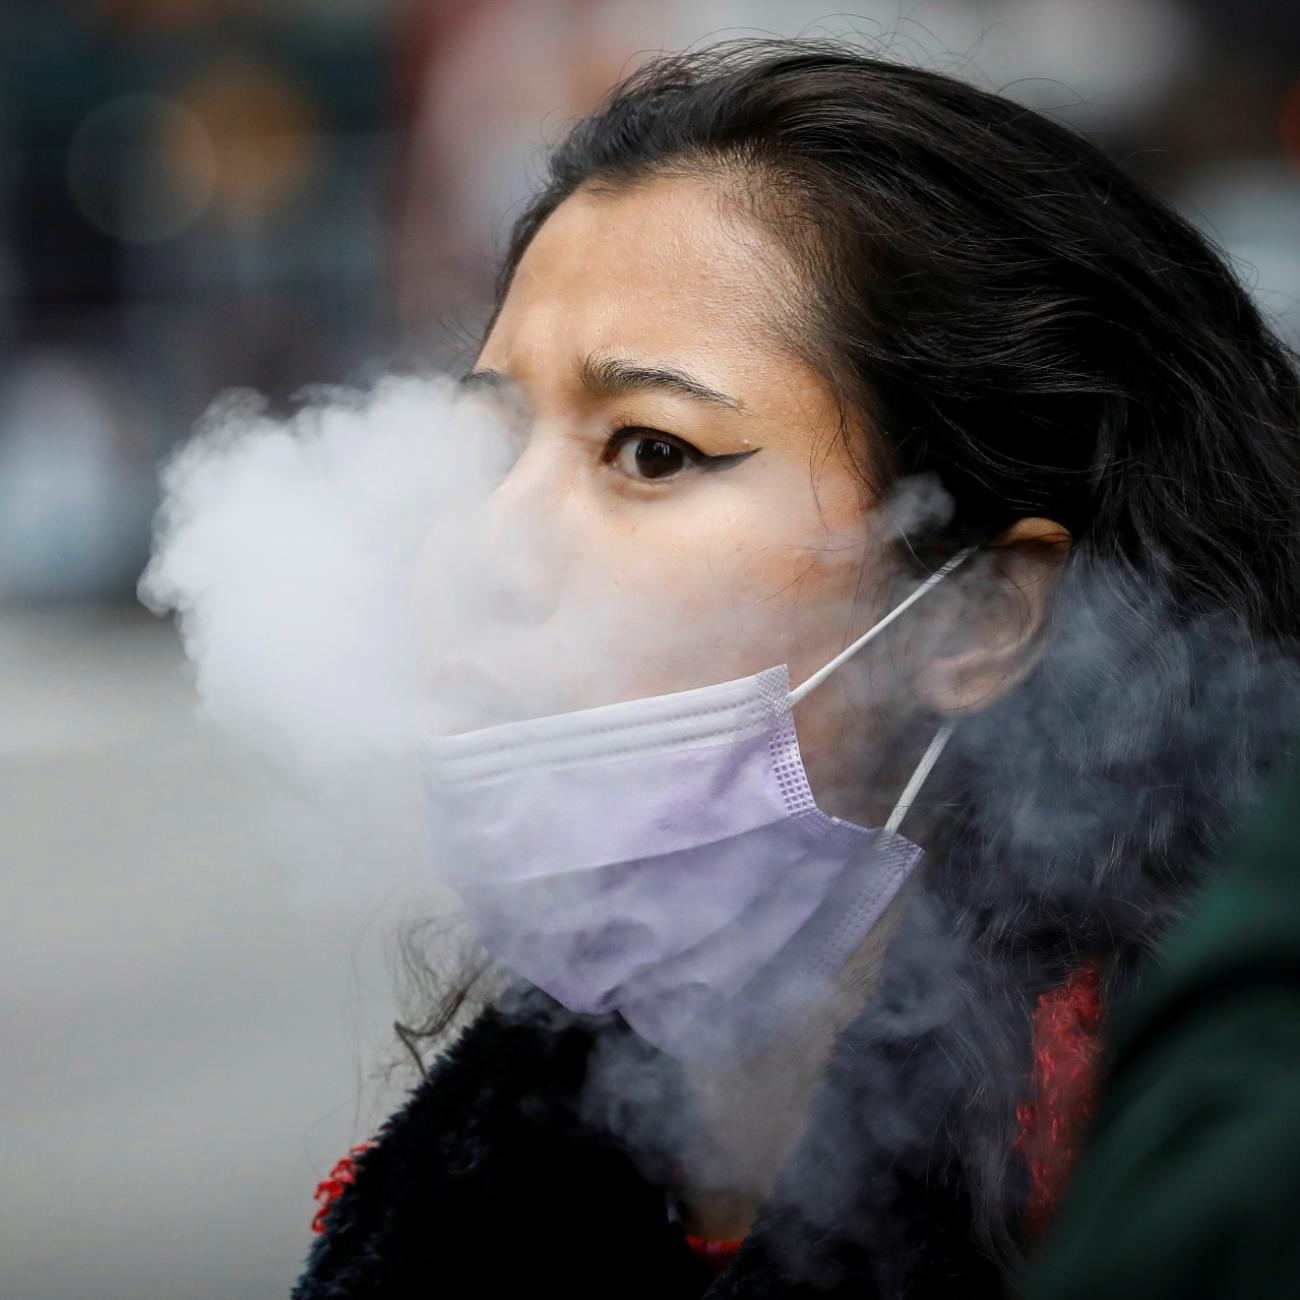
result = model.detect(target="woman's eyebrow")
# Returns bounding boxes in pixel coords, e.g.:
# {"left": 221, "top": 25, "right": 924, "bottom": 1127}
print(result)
{"left": 455, "top": 353, "right": 747, "bottom": 413}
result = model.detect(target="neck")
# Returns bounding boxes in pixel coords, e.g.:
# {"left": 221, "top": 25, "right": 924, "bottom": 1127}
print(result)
{"left": 673, "top": 878, "right": 914, "bottom": 1240}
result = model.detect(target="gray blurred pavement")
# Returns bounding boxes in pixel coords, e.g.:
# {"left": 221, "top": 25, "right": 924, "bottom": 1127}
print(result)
{"left": 1, "top": 605, "right": 429, "bottom": 1300}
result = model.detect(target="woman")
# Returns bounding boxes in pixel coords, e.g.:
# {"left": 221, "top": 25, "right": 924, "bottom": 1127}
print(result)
{"left": 291, "top": 36, "right": 1300, "bottom": 1300}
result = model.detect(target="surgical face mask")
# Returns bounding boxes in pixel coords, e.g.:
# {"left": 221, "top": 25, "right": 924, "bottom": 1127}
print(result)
{"left": 424, "top": 548, "right": 975, "bottom": 1066}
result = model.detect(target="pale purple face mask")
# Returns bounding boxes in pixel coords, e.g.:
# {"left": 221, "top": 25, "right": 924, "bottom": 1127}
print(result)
{"left": 424, "top": 548, "right": 974, "bottom": 1067}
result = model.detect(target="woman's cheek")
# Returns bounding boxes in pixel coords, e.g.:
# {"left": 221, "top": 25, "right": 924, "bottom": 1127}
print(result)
{"left": 609, "top": 530, "right": 831, "bottom": 686}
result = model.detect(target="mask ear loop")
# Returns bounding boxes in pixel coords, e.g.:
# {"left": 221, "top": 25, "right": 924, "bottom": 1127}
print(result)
{"left": 787, "top": 546, "right": 977, "bottom": 707}
{"left": 784, "top": 544, "right": 976, "bottom": 836}
{"left": 883, "top": 722, "right": 953, "bottom": 834}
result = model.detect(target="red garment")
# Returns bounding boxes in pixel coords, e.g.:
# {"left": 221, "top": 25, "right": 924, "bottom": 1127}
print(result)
{"left": 666, "top": 1167, "right": 744, "bottom": 1276}
{"left": 683, "top": 1231, "right": 743, "bottom": 1276}
{"left": 1012, "top": 960, "right": 1105, "bottom": 1237}
{"left": 311, "top": 1142, "right": 377, "bottom": 1234}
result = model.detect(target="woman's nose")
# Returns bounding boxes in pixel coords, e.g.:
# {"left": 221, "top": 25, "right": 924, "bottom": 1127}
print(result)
{"left": 464, "top": 450, "right": 575, "bottom": 626}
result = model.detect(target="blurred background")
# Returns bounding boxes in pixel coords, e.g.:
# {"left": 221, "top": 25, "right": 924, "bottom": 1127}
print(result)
{"left": 2, "top": 2, "right": 1297, "bottom": 1298}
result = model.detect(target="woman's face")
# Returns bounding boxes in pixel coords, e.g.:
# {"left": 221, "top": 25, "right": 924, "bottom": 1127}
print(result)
{"left": 420, "top": 174, "right": 906, "bottom": 821}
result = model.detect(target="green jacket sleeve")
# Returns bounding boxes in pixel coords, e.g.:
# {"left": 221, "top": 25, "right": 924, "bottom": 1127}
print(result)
{"left": 1022, "top": 751, "right": 1300, "bottom": 1300}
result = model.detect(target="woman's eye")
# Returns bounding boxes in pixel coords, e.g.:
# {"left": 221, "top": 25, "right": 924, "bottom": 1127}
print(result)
{"left": 606, "top": 429, "right": 700, "bottom": 482}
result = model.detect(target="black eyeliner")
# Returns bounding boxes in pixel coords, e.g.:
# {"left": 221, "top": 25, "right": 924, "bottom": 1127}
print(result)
{"left": 700, "top": 447, "right": 762, "bottom": 472}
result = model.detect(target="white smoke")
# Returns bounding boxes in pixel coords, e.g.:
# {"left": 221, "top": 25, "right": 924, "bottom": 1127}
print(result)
{"left": 136, "top": 374, "right": 525, "bottom": 914}
{"left": 141, "top": 376, "right": 500, "bottom": 766}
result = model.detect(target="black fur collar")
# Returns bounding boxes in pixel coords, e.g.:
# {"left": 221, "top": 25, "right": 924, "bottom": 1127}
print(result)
{"left": 290, "top": 976, "right": 1006, "bottom": 1299}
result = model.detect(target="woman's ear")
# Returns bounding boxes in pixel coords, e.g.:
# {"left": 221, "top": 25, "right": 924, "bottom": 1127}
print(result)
{"left": 915, "top": 517, "right": 1071, "bottom": 714}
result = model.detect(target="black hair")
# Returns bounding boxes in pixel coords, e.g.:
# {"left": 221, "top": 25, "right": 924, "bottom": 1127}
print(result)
{"left": 395, "top": 35, "right": 1300, "bottom": 1288}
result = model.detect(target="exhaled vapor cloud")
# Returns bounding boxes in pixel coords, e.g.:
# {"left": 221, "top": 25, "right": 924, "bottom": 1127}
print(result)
{"left": 137, "top": 374, "right": 534, "bottom": 915}
{"left": 137, "top": 368, "right": 1300, "bottom": 1292}
{"left": 140, "top": 375, "right": 501, "bottom": 770}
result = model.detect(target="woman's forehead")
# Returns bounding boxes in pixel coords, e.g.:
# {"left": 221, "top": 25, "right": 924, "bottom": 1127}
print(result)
{"left": 482, "top": 212, "right": 827, "bottom": 427}
{"left": 489, "top": 178, "right": 794, "bottom": 357}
